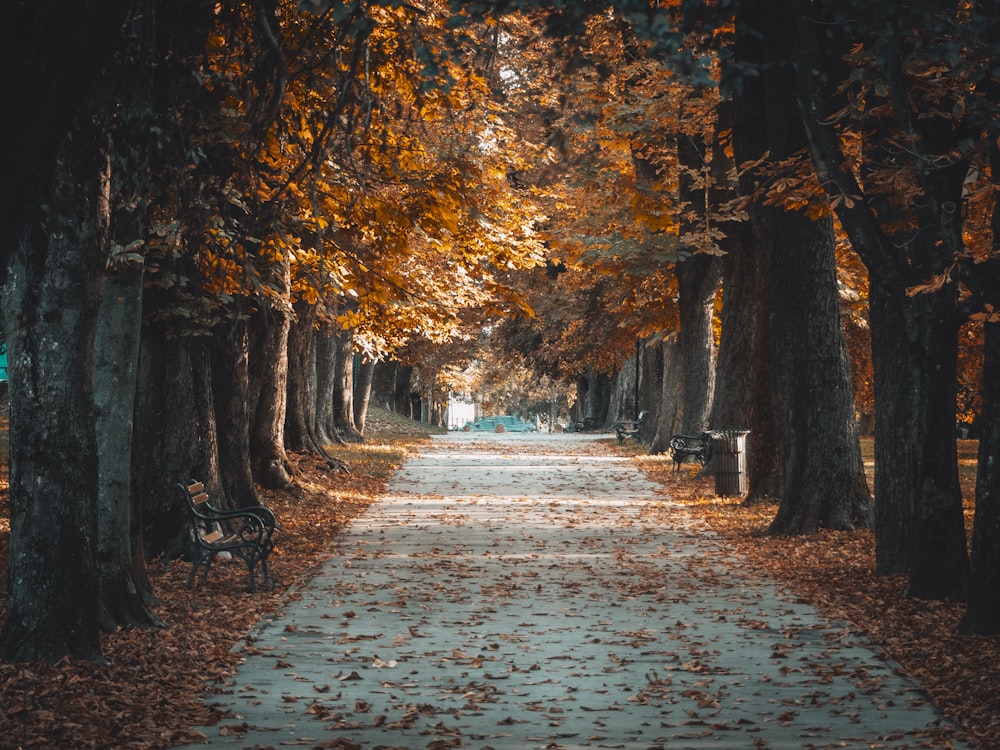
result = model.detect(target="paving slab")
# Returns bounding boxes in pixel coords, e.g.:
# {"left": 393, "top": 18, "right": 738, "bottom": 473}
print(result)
{"left": 181, "top": 432, "right": 966, "bottom": 750}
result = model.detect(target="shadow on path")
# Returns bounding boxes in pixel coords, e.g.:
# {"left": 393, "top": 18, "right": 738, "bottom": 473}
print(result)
{"left": 182, "top": 433, "right": 964, "bottom": 749}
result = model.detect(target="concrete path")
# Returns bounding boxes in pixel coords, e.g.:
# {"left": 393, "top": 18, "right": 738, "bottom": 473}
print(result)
{"left": 185, "top": 433, "right": 964, "bottom": 749}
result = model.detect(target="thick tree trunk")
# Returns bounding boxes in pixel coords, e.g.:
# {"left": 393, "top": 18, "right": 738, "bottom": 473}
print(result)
{"left": 639, "top": 338, "right": 663, "bottom": 445}
{"left": 211, "top": 319, "right": 258, "bottom": 507}
{"left": 314, "top": 325, "right": 341, "bottom": 446}
{"left": 708, "top": 98, "right": 751, "bottom": 438}
{"left": 732, "top": 0, "right": 783, "bottom": 505}
{"left": 867, "top": 286, "right": 916, "bottom": 574}
{"left": 675, "top": 124, "right": 721, "bottom": 438}
{"left": 765, "top": 210, "right": 873, "bottom": 533}
{"left": 134, "top": 334, "right": 220, "bottom": 559}
{"left": 248, "top": 293, "right": 294, "bottom": 489}
{"left": 676, "top": 256, "right": 720, "bottom": 435}
{"left": 709, "top": 230, "right": 753, "bottom": 434}
{"left": 94, "top": 5, "right": 162, "bottom": 627}
{"left": 790, "top": 0, "right": 968, "bottom": 594}
{"left": 354, "top": 357, "right": 376, "bottom": 435}
{"left": 875, "top": 287, "right": 968, "bottom": 597}
{"left": 0, "top": 1, "right": 131, "bottom": 259}
{"left": 0, "top": 158, "right": 104, "bottom": 663}
{"left": 962, "top": 318, "right": 1000, "bottom": 632}
{"left": 95, "top": 263, "right": 162, "bottom": 629}
{"left": 285, "top": 304, "right": 322, "bottom": 452}
{"left": 734, "top": 0, "right": 872, "bottom": 530}
{"left": 604, "top": 351, "right": 638, "bottom": 429}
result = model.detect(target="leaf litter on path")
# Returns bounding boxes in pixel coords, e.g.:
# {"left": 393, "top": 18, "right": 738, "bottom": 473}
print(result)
{"left": 189, "top": 434, "right": 968, "bottom": 749}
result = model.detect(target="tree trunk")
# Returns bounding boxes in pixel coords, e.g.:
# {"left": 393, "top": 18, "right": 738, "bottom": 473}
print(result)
{"left": 95, "top": 262, "right": 162, "bottom": 629}
{"left": 0, "top": 154, "right": 104, "bottom": 663}
{"left": 211, "top": 318, "right": 258, "bottom": 507}
{"left": 764, "top": 209, "right": 873, "bottom": 533}
{"left": 94, "top": 4, "right": 162, "bottom": 628}
{"left": 248, "top": 289, "right": 294, "bottom": 489}
{"left": 134, "top": 334, "right": 220, "bottom": 559}
{"left": 731, "top": 0, "right": 874, "bottom": 529}
{"left": 791, "top": 0, "right": 969, "bottom": 594}
{"left": 962, "top": 316, "right": 1000, "bottom": 632}
{"left": 332, "top": 325, "right": 363, "bottom": 441}
{"left": 0, "top": 1, "right": 131, "bottom": 260}
{"left": 314, "top": 325, "right": 340, "bottom": 446}
{"left": 605, "top": 353, "right": 638, "bottom": 429}
{"left": 354, "top": 357, "right": 376, "bottom": 434}
{"left": 884, "top": 287, "right": 968, "bottom": 598}
{"left": 649, "top": 334, "right": 682, "bottom": 453}
{"left": 708, "top": 98, "right": 752, "bottom": 437}
{"left": 285, "top": 303, "right": 322, "bottom": 452}
{"left": 732, "top": 0, "right": 783, "bottom": 505}
{"left": 674, "top": 120, "right": 721, "bottom": 438}
{"left": 640, "top": 338, "right": 663, "bottom": 445}
{"left": 709, "top": 230, "right": 753, "bottom": 434}
{"left": 394, "top": 364, "right": 414, "bottom": 417}
{"left": 676, "top": 256, "right": 720, "bottom": 435}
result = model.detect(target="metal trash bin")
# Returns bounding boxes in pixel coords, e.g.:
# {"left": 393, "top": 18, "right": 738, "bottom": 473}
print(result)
{"left": 712, "top": 429, "right": 750, "bottom": 496}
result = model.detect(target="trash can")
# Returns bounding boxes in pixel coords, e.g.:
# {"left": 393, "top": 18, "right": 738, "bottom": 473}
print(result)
{"left": 712, "top": 429, "right": 749, "bottom": 496}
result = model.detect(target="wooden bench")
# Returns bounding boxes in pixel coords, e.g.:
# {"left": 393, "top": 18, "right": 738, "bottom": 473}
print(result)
{"left": 668, "top": 432, "right": 714, "bottom": 471}
{"left": 615, "top": 411, "right": 648, "bottom": 445}
{"left": 178, "top": 480, "right": 277, "bottom": 593}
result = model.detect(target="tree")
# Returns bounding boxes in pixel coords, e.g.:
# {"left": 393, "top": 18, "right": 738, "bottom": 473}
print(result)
{"left": 789, "top": 0, "right": 1000, "bottom": 596}
{"left": 1, "top": 116, "right": 107, "bottom": 663}
{"left": 728, "top": 0, "right": 872, "bottom": 531}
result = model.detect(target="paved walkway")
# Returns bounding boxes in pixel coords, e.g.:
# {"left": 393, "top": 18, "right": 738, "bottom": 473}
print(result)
{"left": 184, "top": 433, "right": 964, "bottom": 749}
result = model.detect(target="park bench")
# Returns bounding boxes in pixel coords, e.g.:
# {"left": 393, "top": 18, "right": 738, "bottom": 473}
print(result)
{"left": 668, "top": 432, "right": 714, "bottom": 471}
{"left": 615, "top": 411, "right": 648, "bottom": 445}
{"left": 177, "top": 480, "right": 277, "bottom": 593}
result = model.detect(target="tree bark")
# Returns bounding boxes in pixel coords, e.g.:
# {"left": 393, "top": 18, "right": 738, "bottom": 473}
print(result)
{"left": 649, "top": 334, "right": 681, "bottom": 453}
{"left": 332, "top": 325, "right": 364, "bottom": 441}
{"left": 734, "top": 0, "right": 872, "bottom": 529}
{"left": 248, "top": 274, "right": 294, "bottom": 489}
{"left": 134, "top": 334, "right": 220, "bottom": 560}
{"left": 731, "top": 0, "right": 783, "bottom": 505}
{"left": 764, "top": 210, "right": 873, "bottom": 533}
{"left": 792, "top": 0, "right": 969, "bottom": 594}
{"left": 0, "top": 0, "right": 131, "bottom": 260}
{"left": 394, "top": 364, "right": 415, "bottom": 417}
{"left": 94, "top": 2, "right": 163, "bottom": 629}
{"left": 676, "top": 256, "right": 720, "bottom": 435}
{"left": 0, "top": 151, "right": 104, "bottom": 663}
{"left": 95, "top": 261, "right": 163, "bottom": 629}
{"left": 211, "top": 319, "right": 258, "bottom": 507}
{"left": 285, "top": 303, "right": 321, "bottom": 452}
{"left": 709, "top": 225, "right": 753, "bottom": 433}
{"left": 354, "top": 357, "right": 376, "bottom": 435}
{"left": 314, "top": 325, "right": 341, "bottom": 446}
{"left": 962, "top": 318, "right": 1000, "bottom": 632}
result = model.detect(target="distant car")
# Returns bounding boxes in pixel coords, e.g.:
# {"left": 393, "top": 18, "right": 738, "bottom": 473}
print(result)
{"left": 462, "top": 415, "right": 537, "bottom": 432}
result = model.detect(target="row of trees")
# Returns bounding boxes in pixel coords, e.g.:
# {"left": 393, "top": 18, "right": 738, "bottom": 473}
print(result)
{"left": 480, "top": 0, "right": 1000, "bottom": 632}
{"left": 0, "top": 0, "right": 547, "bottom": 662}
{"left": 3, "top": 0, "right": 1000, "bottom": 664}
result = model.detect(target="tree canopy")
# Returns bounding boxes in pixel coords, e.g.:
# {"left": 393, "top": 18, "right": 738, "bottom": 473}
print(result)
{"left": 3, "top": 0, "right": 1000, "bottom": 664}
